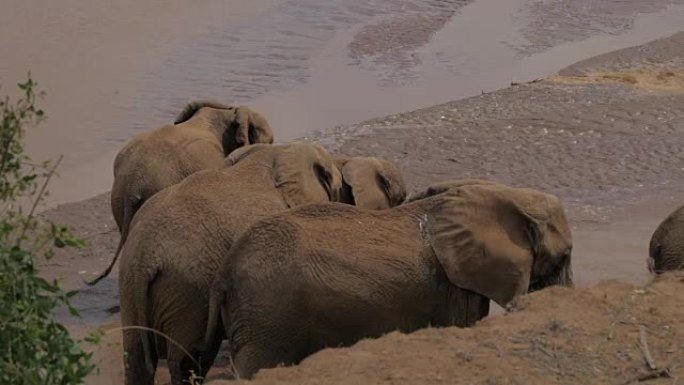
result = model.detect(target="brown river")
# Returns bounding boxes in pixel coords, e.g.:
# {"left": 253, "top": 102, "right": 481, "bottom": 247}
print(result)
{"left": 2, "top": 0, "right": 684, "bottom": 208}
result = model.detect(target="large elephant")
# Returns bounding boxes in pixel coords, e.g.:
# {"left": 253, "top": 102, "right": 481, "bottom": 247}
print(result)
{"left": 204, "top": 179, "right": 574, "bottom": 379}
{"left": 118, "top": 143, "right": 342, "bottom": 385}
{"left": 88, "top": 101, "right": 273, "bottom": 286}
{"left": 649, "top": 205, "right": 684, "bottom": 273}
{"left": 334, "top": 155, "right": 406, "bottom": 209}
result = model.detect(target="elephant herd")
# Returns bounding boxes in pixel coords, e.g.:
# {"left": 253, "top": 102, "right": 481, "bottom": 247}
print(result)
{"left": 87, "top": 101, "right": 684, "bottom": 385}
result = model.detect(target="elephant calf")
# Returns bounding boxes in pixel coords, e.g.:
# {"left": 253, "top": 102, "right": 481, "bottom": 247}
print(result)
{"left": 649, "top": 205, "right": 684, "bottom": 273}
{"left": 334, "top": 155, "right": 406, "bottom": 209}
{"left": 205, "top": 179, "right": 574, "bottom": 379}
{"left": 118, "top": 143, "right": 342, "bottom": 385}
{"left": 89, "top": 101, "right": 273, "bottom": 286}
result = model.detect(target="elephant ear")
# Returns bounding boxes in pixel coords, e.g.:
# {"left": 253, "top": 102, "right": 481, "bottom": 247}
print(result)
{"left": 273, "top": 144, "right": 342, "bottom": 208}
{"left": 333, "top": 154, "right": 352, "bottom": 171}
{"left": 174, "top": 100, "right": 234, "bottom": 124}
{"left": 428, "top": 185, "right": 537, "bottom": 308}
{"left": 339, "top": 157, "right": 407, "bottom": 209}
{"left": 229, "top": 106, "right": 274, "bottom": 152}
{"left": 407, "top": 179, "right": 502, "bottom": 203}
{"left": 223, "top": 144, "right": 272, "bottom": 167}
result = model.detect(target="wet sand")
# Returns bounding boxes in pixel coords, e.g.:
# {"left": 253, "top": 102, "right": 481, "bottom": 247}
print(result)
{"left": 2, "top": 0, "right": 684, "bottom": 207}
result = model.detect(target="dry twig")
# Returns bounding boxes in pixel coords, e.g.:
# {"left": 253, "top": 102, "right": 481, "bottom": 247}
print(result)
{"left": 617, "top": 368, "right": 671, "bottom": 385}
{"left": 639, "top": 325, "right": 657, "bottom": 370}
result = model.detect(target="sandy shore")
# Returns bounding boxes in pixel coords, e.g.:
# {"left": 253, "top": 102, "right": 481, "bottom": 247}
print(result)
{"left": 35, "top": 31, "right": 684, "bottom": 384}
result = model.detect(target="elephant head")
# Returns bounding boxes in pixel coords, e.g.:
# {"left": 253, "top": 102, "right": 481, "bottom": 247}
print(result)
{"left": 419, "top": 181, "right": 573, "bottom": 308}
{"left": 175, "top": 101, "right": 274, "bottom": 155}
{"left": 333, "top": 155, "right": 406, "bottom": 209}
{"left": 227, "top": 143, "right": 343, "bottom": 206}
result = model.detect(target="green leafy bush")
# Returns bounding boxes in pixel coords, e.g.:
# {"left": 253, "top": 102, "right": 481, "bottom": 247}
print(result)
{"left": 0, "top": 75, "right": 95, "bottom": 385}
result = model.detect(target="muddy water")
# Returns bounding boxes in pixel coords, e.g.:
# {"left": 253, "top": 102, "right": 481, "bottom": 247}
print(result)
{"left": 2, "top": 0, "right": 683, "bottom": 208}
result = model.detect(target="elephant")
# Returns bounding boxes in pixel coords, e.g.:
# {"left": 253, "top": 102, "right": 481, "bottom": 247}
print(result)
{"left": 648, "top": 205, "right": 684, "bottom": 273}
{"left": 117, "top": 143, "right": 342, "bottom": 385}
{"left": 333, "top": 155, "right": 406, "bottom": 209}
{"left": 204, "top": 179, "right": 574, "bottom": 379}
{"left": 88, "top": 101, "right": 273, "bottom": 286}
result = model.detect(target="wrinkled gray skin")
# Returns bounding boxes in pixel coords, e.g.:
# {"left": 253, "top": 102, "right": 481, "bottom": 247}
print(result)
{"left": 205, "top": 179, "right": 574, "bottom": 379}
{"left": 333, "top": 155, "right": 407, "bottom": 209}
{"left": 88, "top": 101, "right": 273, "bottom": 286}
{"left": 118, "top": 143, "right": 342, "bottom": 385}
{"left": 649, "top": 205, "right": 684, "bottom": 273}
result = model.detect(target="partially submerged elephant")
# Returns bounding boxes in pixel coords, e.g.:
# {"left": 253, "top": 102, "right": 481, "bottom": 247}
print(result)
{"left": 649, "top": 205, "right": 684, "bottom": 273}
{"left": 205, "top": 179, "right": 574, "bottom": 379}
{"left": 334, "top": 155, "right": 406, "bottom": 209}
{"left": 89, "top": 101, "right": 273, "bottom": 286}
{"left": 118, "top": 143, "right": 342, "bottom": 385}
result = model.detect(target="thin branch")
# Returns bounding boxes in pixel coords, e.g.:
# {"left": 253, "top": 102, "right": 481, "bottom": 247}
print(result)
{"left": 16, "top": 155, "right": 62, "bottom": 248}
{"left": 103, "top": 325, "right": 201, "bottom": 369}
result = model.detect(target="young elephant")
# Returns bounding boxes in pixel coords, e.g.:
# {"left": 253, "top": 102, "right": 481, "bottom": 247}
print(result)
{"left": 88, "top": 101, "right": 273, "bottom": 286}
{"left": 333, "top": 155, "right": 407, "bottom": 209}
{"left": 205, "top": 179, "right": 573, "bottom": 379}
{"left": 649, "top": 205, "right": 684, "bottom": 273}
{"left": 118, "top": 143, "right": 342, "bottom": 385}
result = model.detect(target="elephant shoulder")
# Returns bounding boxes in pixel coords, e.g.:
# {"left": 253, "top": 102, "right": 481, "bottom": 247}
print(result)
{"left": 225, "top": 213, "right": 306, "bottom": 276}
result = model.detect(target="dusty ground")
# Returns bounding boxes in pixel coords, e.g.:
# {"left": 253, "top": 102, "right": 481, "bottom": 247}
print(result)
{"left": 38, "top": 32, "right": 684, "bottom": 384}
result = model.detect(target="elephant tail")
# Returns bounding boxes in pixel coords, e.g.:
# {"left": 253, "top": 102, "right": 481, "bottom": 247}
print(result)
{"left": 204, "top": 286, "right": 225, "bottom": 356}
{"left": 86, "top": 195, "right": 140, "bottom": 286}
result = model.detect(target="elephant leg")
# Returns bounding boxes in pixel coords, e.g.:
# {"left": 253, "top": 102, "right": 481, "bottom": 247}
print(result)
{"left": 169, "top": 348, "right": 219, "bottom": 385}
{"left": 151, "top": 273, "right": 215, "bottom": 384}
{"left": 123, "top": 328, "right": 158, "bottom": 385}
{"left": 162, "top": 308, "right": 214, "bottom": 385}
{"left": 198, "top": 334, "right": 223, "bottom": 380}
{"left": 232, "top": 340, "right": 304, "bottom": 380}
{"left": 230, "top": 299, "right": 314, "bottom": 379}
{"left": 166, "top": 338, "right": 203, "bottom": 385}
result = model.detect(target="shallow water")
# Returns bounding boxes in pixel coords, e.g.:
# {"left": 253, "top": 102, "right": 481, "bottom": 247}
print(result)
{"left": 1, "top": 0, "right": 683, "bottom": 207}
